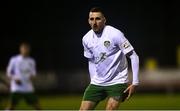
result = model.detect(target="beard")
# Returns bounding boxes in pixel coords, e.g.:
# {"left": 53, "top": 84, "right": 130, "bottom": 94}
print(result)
{"left": 92, "top": 25, "right": 104, "bottom": 34}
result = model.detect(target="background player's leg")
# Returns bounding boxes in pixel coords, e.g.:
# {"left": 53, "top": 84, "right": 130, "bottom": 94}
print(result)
{"left": 79, "top": 101, "right": 97, "bottom": 110}
{"left": 106, "top": 97, "right": 120, "bottom": 110}
{"left": 32, "top": 102, "right": 41, "bottom": 110}
{"left": 6, "top": 103, "right": 16, "bottom": 110}
{"left": 6, "top": 93, "right": 20, "bottom": 110}
{"left": 25, "top": 93, "right": 41, "bottom": 110}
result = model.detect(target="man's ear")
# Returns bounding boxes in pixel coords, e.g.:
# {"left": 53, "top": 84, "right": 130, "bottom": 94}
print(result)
{"left": 88, "top": 18, "right": 90, "bottom": 25}
{"left": 104, "top": 17, "right": 106, "bottom": 24}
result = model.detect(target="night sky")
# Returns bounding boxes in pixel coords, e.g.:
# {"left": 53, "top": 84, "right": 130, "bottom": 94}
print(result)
{"left": 1, "top": 0, "right": 179, "bottom": 70}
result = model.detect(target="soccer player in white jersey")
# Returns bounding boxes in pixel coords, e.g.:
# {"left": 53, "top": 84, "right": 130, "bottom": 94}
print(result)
{"left": 6, "top": 42, "right": 41, "bottom": 110}
{"left": 80, "top": 7, "right": 139, "bottom": 110}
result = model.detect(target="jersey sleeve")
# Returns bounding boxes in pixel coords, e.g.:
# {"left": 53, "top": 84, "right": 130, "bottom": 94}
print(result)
{"left": 82, "top": 39, "right": 93, "bottom": 59}
{"left": 6, "top": 58, "right": 15, "bottom": 77}
{"left": 114, "top": 31, "right": 134, "bottom": 55}
{"left": 31, "top": 59, "right": 36, "bottom": 76}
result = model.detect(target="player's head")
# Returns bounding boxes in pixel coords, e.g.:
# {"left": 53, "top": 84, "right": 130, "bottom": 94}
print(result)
{"left": 88, "top": 7, "right": 106, "bottom": 34}
{"left": 19, "top": 42, "right": 31, "bottom": 57}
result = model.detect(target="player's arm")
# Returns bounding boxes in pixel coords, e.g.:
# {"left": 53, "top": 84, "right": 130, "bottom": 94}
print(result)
{"left": 82, "top": 39, "right": 94, "bottom": 62}
{"left": 6, "top": 58, "right": 15, "bottom": 81}
{"left": 30, "top": 73, "right": 36, "bottom": 82}
{"left": 116, "top": 32, "right": 139, "bottom": 85}
{"left": 115, "top": 31, "right": 139, "bottom": 99}
{"left": 121, "top": 42, "right": 139, "bottom": 100}
{"left": 120, "top": 41, "right": 139, "bottom": 84}
{"left": 30, "top": 59, "right": 37, "bottom": 82}
{"left": 126, "top": 50, "right": 139, "bottom": 86}
{"left": 124, "top": 50, "right": 139, "bottom": 99}
{"left": 6, "top": 58, "right": 22, "bottom": 86}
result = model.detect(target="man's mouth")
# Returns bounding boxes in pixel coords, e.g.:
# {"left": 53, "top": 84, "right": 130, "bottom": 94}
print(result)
{"left": 93, "top": 25, "right": 98, "bottom": 29}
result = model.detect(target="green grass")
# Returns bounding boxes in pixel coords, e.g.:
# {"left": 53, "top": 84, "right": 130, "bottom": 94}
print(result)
{"left": 1, "top": 93, "right": 180, "bottom": 110}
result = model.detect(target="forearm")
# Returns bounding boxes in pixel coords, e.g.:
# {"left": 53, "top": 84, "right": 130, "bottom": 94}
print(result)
{"left": 6, "top": 73, "right": 12, "bottom": 81}
{"left": 129, "top": 51, "right": 139, "bottom": 85}
{"left": 30, "top": 75, "right": 36, "bottom": 82}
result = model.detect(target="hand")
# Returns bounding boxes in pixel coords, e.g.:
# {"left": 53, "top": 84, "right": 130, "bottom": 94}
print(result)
{"left": 30, "top": 75, "right": 35, "bottom": 82}
{"left": 123, "top": 84, "right": 137, "bottom": 100}
{"left": 15, "top": 79, "right": 22, "bottom": 86}
{"left": 5, "top": 81, "right": 10, "bottom": 89}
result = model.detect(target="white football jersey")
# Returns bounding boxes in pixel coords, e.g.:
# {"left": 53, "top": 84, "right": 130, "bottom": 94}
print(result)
{"left": 7, "top": 55, "right": 36, "bottom": 92}
{"left": 82, "top": 25, "right": 134, "bottom": 86}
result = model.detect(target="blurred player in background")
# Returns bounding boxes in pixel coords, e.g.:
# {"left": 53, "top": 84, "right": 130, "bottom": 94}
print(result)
{"left": 80, "top": 7, "right": 139, "bottom": 110}
{"left": 0, "top": 77, "right": 9, "bottom": 104}
{"left": 6, "top": 42, "right": 41, "bottom": 110}
{"left": 0, "top": 77, "right": 9, "bottom": 87}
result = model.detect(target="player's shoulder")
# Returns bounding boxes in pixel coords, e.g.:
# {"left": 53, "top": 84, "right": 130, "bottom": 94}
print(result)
{"left": 105, "top": 25, "right": 126, "bottom": 42}
{"left": 82, "top": 29, "right": 93, "bottom": 42}
{"left": 9, "top": 54, "right": 20, "bottom": 61}
{"left": 105, "top": 25, "right": 124, "bottom": 36}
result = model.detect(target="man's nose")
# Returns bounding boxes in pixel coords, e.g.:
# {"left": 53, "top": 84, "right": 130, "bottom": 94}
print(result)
{"left": 92, "top": 20, "right": 97, "bottom": 25}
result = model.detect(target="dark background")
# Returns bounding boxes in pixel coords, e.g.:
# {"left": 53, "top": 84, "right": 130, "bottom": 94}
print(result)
{"left": 1, "top": 0, "right": 179, "bottom": 71}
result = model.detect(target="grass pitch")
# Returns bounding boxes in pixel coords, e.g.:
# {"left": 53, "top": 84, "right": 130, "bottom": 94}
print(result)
{"left": 1, "top": 93, "right": 180, "bottom": 110}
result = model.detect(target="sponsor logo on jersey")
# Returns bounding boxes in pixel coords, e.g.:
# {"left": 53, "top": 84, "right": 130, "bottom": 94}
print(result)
{"left": 123, "top": 42, "right": 130, "bottom": 49}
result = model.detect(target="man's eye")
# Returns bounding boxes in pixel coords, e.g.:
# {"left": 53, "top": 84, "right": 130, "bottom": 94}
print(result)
{"left": 96, "top": 17, "right": 101, "bottom": 20}
{"left": 90, "top": 18, "right": 94, "bottom": 21}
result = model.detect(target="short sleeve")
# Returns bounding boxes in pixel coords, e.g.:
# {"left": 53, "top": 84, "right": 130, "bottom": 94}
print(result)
{"left": 114, "top": 31, "right": 134, "bottom": 55}
{"left": 82, "top": 40, "right": 93, "bottom": 59}
{"left": 6, "top": 58, "right": 15, "bottom": 77}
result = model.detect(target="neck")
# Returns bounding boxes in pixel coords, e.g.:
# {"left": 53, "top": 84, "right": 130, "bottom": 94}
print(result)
{"left": 96, "top": 25, "right": 105, "bottom": 34}
{"left": 94, "top": 26, "right": 105, "bottom": 37}
{"left": 95, "top": 32, "right": 102, "bottom": 38}
{"left": 95, "top": 30, "right": 102, "bottom": 34}
{"left": 21, "top": 54, "right": 29, "bottom": 58}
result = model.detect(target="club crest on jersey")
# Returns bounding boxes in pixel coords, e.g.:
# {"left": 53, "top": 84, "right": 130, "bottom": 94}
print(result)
{"left": 104, "top": 41, "right": 110, "bottom": 48}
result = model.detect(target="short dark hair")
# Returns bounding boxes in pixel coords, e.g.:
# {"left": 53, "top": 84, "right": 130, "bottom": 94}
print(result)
{"left": 90, "top": 7, "right": 105, "bottom": 16}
